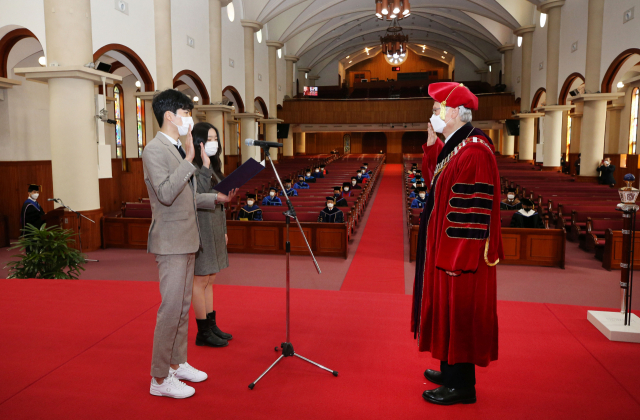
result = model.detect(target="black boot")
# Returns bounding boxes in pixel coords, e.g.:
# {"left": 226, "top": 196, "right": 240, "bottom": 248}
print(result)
{"left": 195, "top": 318, "right": 228, "bottom": 347}
{"left": 207, "top": 311, "right": 233, "bottom": 340}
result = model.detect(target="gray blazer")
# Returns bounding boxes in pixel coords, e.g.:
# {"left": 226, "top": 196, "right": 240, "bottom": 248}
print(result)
{"left": 142, "top": 132, "right": 218, "bottom": 255}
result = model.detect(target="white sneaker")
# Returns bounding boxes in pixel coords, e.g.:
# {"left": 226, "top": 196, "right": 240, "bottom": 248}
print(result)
{"left": 174, "top": 362, "right": 208, "bottom": 383}
{"left": 150, "top": 370, "right": 195, "bottom": 399}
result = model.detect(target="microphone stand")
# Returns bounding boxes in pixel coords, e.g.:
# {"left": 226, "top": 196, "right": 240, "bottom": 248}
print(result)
{"left": 248, "top": 145, "right": 338, "bottom": 390}
{"left": 51, "top": 198, "right": 99, "bottom": 263}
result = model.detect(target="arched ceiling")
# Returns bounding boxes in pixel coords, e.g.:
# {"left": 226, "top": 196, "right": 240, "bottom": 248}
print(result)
{"left": 239, "top": 0, "right": 537, "bottom": 74}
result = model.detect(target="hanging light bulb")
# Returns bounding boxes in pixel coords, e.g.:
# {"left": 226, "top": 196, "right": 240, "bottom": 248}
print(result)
{"left": 403, "top": 0, "right": 410, "bottom": 15}
{"left": 393, "top": 52, "right": 399, "bottom": 59}
{"left": 517, "top": 36, "right": 523, "bottom": 47}
{"left": 390, "top": 14, "right": 397, "bottom": 19}
{"left": 381, "top": 0, "right": 389, "bottom": 15}
{"left": 392, "top": 2, "right": 400, "bottom": 14}
{"left": 376, "top": 1, "right": 382, "bottom": 18}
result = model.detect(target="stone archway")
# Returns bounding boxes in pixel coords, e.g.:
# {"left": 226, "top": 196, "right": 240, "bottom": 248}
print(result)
{"left": 93, "top": 43, "right": 154, "bottom": 91}
{"left": 173, "top": 69, "right": 210, "bottom": 104}
{"left": 0, "top": 28, "right": 39, "bottom": 78}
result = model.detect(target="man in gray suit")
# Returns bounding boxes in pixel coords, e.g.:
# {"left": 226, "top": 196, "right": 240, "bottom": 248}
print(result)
{"left": 143, "top": 89, "right": 237, "bottom": 399}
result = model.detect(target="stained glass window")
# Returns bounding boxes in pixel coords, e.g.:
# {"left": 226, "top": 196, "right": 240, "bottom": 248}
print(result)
{"left": 566, "top": 114, "right": 572, "bottom": 156}
{"left": 114, "top": 85, "right": 124, "bottom": 158}
{"left": 630, "top": 87, "right": 639, "bottom": 154}
{"left": 136, "top": 97, "right": 145, "bottom": 157}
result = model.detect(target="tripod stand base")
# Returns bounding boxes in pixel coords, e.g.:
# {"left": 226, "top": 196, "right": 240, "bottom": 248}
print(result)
{"left": 588, "top": 310, "right": 640, "bottom": 342}
{"left": 248, "top": 342, "right": 338, "bottom": 390}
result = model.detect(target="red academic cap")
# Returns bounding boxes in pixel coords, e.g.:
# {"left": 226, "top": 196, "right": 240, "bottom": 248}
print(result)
{"left": 428, "top": 82, "right": 478, "bottom": 111}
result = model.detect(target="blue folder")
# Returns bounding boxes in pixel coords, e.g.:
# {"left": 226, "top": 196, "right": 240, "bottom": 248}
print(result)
{"left": 213, "top": 158, "right": 264, "bottom": 195}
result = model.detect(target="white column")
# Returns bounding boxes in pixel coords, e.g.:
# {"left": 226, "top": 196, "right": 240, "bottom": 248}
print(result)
{"left": 498, "top": 44, "right": 514, "bottom": 91}
{"left": 154, "top": 0, "right": 173, "bottom": 90}
{"left": 283, "top": 127, "right": 294, "bottom": 157}
{"left": 239, "top": 20, "right": 262, "bottom": 163}
{"left": 518, "top": 114, "right": 543, "bottom": 161}
{"left": 296, "top": 132, "right": 306, "bottom": 154}
{"left": 297, "top": 67, "right": 310, "bottom": 95}
{"left": 514, "top": 25, "right": 536, "bottom": 112}
{"left": 502, "top": 121, "right": 515, "bottom": 156}
{"left": 607, "top": 104, "right": 625, "bottom": 154}
{"left": 284, "top": 55, "right": 298, "bottom": 98}
{"left": 308, "top": 75, "right": 320, "bottom": 87}
{"left": 486, "top": 60, "right": 500, "bottom": 86}
{"left": 475, "top": 69, "right": 488, "bottom": 83}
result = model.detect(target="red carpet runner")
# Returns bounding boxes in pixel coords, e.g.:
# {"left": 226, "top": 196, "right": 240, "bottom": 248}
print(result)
{"left": 340, "top": 164, "right": 406, "bottom": 294}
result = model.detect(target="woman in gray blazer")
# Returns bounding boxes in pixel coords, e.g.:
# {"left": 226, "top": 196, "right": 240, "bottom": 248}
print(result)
{"left": 191, "top": 122, "right": 233, "bottom": 347}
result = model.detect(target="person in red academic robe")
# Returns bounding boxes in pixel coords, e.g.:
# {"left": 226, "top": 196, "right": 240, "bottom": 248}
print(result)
{"left": 412, "top": 82, "right": 503, "bottom": 406}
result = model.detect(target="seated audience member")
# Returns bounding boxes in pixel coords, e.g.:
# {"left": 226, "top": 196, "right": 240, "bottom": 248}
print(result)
{"left": 350, "top": 176, "right": 362, "bottom": 189}
{"left": 280, "top": 179, "right": 298, "bottom": 197}
{"left": 409, "top": 182, "right": 426, "bottom": 198}
{"left": 500, "top": 188, "right": 522, "bottom": 210}
{"left": 509, "top": 198, "right": 545, "bottom": 229}
{"left": 318, "top": 196, "right": 345, "bottom": 223}
{"left": 360, "top": 167, "right": 371, "bottom": 179}
{"left": 262, "top": 187, "right": 282, "bottom": 206}
{"left": 597, "top": 157, "right": 616, "bottom": 187}
{"left": 342, "top": 182, "right": 353, "bottom": 197}
{"left": 333, "top": 186, "right": 348, "bottom": 207}
{"left": 407, "top": 163, "right": 418, "bottom": 174}
{"left": 410, "top": 187, "right": 428, "bottom": 209}
{"left": 320, "top": 164, "right": 328, "bottom": 175}
{"left": 313, "top": 167, "right": 325, "bottom": 178}
{"left": 362, "top": 163, "right": 372, "bottom": 175}
{"left": 20, "top": 184, "right": 45, "bottom": 233}
{"left": 238, "top": 194, "right": 263, "bottom": 221}
{"left": 304, "top": 169, "right": 316, "bottom": 183}
{"left": 355, "top": 170, "right": 365, "bottom": 183}
{"left": 409, "top": 170, "right": 424, "bottom": 183}
{"left": 294, "top": 175, "right": 310, "bottom": 189}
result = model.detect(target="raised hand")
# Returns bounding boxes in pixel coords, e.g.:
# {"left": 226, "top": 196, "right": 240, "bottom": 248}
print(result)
{"left": 216, "top": 188, "right": 239, "bottom": 203}
{"left": 200, "top": 143, "right": 210, "bottom": 168}
{"left": 184, "top": 125, "right": 195, "bottom": 163}
{"left": 427, "top": 122, "right": 438, "bottom": 147}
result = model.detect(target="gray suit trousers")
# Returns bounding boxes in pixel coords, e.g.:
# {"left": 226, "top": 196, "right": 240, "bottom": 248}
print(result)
{"left": 150, "top": 253, "right": 195, "bottom": 378}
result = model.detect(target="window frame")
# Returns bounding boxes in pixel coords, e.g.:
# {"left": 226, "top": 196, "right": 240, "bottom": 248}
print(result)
{"left": 629, "top": 87, "right": 639, "bottom": 154}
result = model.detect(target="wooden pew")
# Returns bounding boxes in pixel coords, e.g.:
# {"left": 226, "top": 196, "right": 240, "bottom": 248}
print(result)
{"left": 601, "top": 229, "right": 640, "bottom": 270}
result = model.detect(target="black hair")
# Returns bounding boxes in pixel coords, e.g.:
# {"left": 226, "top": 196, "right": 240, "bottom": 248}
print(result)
{"left": 152, "top": 89, "right": 194, "bottom": 127}
{"left": 192, "top": 122, "right": 225, "bottom": 185}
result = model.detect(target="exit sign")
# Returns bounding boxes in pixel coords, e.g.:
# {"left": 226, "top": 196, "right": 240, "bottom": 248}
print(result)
{"left": 392, "top": 66, "right": 401, "bottom": 71}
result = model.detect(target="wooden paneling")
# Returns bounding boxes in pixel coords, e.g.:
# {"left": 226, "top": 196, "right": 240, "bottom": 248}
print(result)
{"left": 102, "top": 218, "right": 349, "bottom": 258}
{"left": 602, "top": 230, "right": 640, "bottom": 270}
{"left": 224, "top": 155, "right": 240, "bottom": 175}
{"left": 410, "top": 227, "right": 565, "bottom": 268}
{"left": 305, "top": 132, "right": 345, "bottom": 154}
{"left": 280, "top": 93, "right": 519, "bottom": 124}
{"left": 0, "top": 215, "right": 8, "bottom": 247}
{"left": 61, "top": 208, "right": 103, "bottom": 252}
{"left": 402, "top": 132, "right": 428, "bottom": 154}
{"left": 347, "top": 51, "right": 447, "bottom": 86}
{"left": 362, "top": 132, "right": 387, "bottom": 154}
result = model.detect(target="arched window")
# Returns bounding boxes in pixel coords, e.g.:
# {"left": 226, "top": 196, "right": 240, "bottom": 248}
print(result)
{"left": 136, "top": 97, "right": 145, "bottom": 157}
{"left": 566, "top": 113, "right": 572, "bottom": 156}
{"left": 630, "top": 87, "right": 639, "bottom": 154}
{"left": 113, "top": 85, "right": 125, "bottom": 159}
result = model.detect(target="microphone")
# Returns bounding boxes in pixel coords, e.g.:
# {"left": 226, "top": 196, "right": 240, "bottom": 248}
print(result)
{"left": 245, "top": 138, "right": 283, "bottom": 148}
{"left": 48, "top": 198, "right": 59, "bottom": 202}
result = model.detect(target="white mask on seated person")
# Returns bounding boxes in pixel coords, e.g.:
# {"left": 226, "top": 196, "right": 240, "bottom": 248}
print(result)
{"left": 352, "top": 180, "right": 357, "bottom": 185}
{"left": 270, "top": 192, "right": 276, "bottom": 197}
{"left": 344, "top": 187, "right": 350, "bottom": 192}
{"left": 419, "top": 193, "right": 426, "bottom": 199}
{"left": 507, "top": 194, "right": 515, "bottom": 200}
{"left": 247, "top": 200, "right": 254, "bottom": 206}
{"left": 31, "top": 193, "right": 39, "bottom": 200}
{"left": 327, "top": 203, "right": 334, "bottom": 209}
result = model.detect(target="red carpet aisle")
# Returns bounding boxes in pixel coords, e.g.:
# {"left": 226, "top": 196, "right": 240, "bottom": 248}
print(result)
{"left": 1, "top": 279, "right": 639, "bottom": 419}
{"left": 341, "top": 164, "right": 406, "bottom": 293}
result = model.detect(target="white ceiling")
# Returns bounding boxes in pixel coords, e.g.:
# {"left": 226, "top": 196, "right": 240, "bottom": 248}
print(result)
{"left": 240, "top": 0, "right": 538, "bottom": 73}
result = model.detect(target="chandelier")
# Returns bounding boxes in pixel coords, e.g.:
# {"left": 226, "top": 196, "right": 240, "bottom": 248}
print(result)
{"left": 375, "top": 0, "right": 411, "bottom": 20}
{"left": 381, "top": 19, "right": 408, "bottom": 65}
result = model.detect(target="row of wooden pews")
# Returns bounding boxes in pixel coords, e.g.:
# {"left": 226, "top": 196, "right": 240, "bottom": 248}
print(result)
{"left": 102, "top": 154, "right": 385, "bottom": 258}
{"left": 499, "top": 156, "right": 640, "bottom": 270}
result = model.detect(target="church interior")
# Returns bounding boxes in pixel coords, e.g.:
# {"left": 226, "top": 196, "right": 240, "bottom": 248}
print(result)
{"left": 1, "top": 0, "right": 640, "bottom": 418}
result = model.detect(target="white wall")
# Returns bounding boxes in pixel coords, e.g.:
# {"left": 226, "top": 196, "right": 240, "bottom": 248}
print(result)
{"left": 171, "top": 0, "right": 210, "bottom": 96}
{"left": 530, "top": 9, "right": 547, "bottom": 106}
{"left": 0, "top": 0, "right": 47, "bottom": 53}
{"left": 453, "top": 53, "right": 481, "bottom": 82}
{"left": 221, "top": 0, "right": 246, "bottom": 103}
{"left": 317, "top": 61, "right": 339, "bottom": 86}
{"left": 254, "top": 27, "right": 269, "bottom": 114}
{"left": 558, "top": 0, "right": 587, "bottom": 90}
{"left": 602, "top": 0, "right": 640, "bottom": 89}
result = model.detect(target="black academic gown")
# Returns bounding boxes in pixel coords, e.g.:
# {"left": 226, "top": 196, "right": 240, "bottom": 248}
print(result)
{"left": 500, "top": 200, "right": 522, "bottom": 210}
{"left": 334, "top": 195, "right": 348, "bottom": 207}
{"left": 305, "top": 176, "right": 316, "bottom": 183}
{"left": 238, "top": 205, "right": 263, "bottom": 221}
{"left": 509, "top": 210, "right": 545, "bottom": 229}
{"left": 313, "top": 172, "right": 325, "bottom": 179}
{"left": 280, "top": 188, "right": 298, "bottom": 197}
{"left": 20, "top": 198, "right": 45, "bottom": 232}
{"left": 351, "top": 183, "right": 362, "bottom": 190}
{"left": 318, "top": 207, "right": 344, "bottom": 223}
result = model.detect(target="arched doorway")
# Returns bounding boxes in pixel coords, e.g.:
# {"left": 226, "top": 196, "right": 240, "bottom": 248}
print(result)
{"left": 254, "top": 96, "right": 268, "bottom": 118}
{"left": 173, "top": 69, "right": 210, "bottom": 105}
{"left": 93, "top": 44, "right": 154, "bottom": 91}
{"left": 602, "top": 48, "right": 640, "bottom": 93}
{"left": 0, "top": 28, "right": 39, "bottom": 78}
{"left": 402, "top": 132, "right": 427, "bottom": 154}
{"left": 222, "top": 85, "right": 245, "bottom": 113}
{"left": 559, "top": 72, "right": 585, "bottom": 105}
{"left": 362, "top": 132, "right": 387, "bottom": 154}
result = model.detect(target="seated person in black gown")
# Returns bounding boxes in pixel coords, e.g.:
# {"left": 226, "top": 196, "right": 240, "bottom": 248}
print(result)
{"left": 262, "top": 187, "right": 282, "bottom": 206}
{"left": 20, "top": 184, "right": 45, "bottom": 233}
{"left": 350, "top": 177, "right": 362, "bottom": 190}
{"left": 313, "top": 166, "right": 324, "bottom": 178}
{"left": 362, "top": 163, "right": 372, "bottom": 175}
{"left": 333, "top": 186, "right": 348, "bottom": 207}
{"left": 280, "top": 179, "right": 298, "bottom": 197}
{"left": 238, "top": 194, "right": 263, "bottom": 221}
{"left": 355, "top": 170, "right": 364, "bottom": 183}
{"left": 409, "top": 181, "right": 426, "bottom": 198}
{"left": 341, "top": 182, "right": 353, "bottom": 198}
{"left": 318, "top": 196, "right": 344, "bottom": 223}
{"left": 293, "top": 175, "right": 310, "bottom": 190}
{"left": 500, "top": 188, "right": 522, "bottom": 210}
{"left": 509, "top": 198, "right": 545, "bottom": 229}
{"left": 304, "top": 169, "right": 316, "bottom": 183}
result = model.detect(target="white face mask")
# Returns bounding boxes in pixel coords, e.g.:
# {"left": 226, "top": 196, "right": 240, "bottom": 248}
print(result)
{"left": 172, "top": 114, "right": 194, "bottom": 136}
{"left": 430, "top": 112, "right": 448, "bottom": 134}
{"left": 327, "top": 203, "right": 334, "bottom": 209}
{"left": 507, "top": 194, "right": 515, "bottom": 200}
{"left": 270, "top": 192, "right": 276, "bottom": 197}
{"left": 204, "top": 141, "right": 218, "bottom": 156}
{"left": 344, "top": 187, "right": 349, "bottom": 192}
{"left": 352, "top": 181, "right": 357, "bottom": 185}
{"left": 315, "top": 169, "right": 320, "bottom": 172}
{"left": 604, "top": 161, "right": 610, "bottom": 166}
{"left": 31, "top": 193, "right": 39, "bottom": 200}
{"left": 419, "top": 194, "right": 426, "bottom": 199}
{"left": 306, "top": 173, "right": 311, "bottom": 177}
{"left": 247, "top": 200, "right": 254, "bottom": 207}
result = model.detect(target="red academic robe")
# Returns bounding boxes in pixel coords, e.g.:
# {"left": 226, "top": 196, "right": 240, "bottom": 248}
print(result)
{"left": 413, "top": 128, "right": 503, "bottom": 367}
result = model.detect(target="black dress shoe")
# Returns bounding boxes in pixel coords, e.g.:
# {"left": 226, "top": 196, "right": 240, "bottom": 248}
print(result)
{"left": 422, "top": 386, "right": 476, "bottom": 405}
{"left": 195, "top": 318, "right": 228, "bottom": 347}
{"left": 423, "top": 369, "right": 443, "bottom": 385}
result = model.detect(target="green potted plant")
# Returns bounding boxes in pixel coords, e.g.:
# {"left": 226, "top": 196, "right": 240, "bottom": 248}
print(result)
{"left": 5, "top": 224, "right": 86, "bottom": 279}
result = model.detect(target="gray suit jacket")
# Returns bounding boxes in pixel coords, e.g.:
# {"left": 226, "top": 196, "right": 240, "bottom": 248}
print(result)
{"left": 142, "top": 132, "right": 218, "bottom": 255}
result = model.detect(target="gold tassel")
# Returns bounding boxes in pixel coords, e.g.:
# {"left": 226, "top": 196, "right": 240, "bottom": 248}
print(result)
{"left": 485, "top": 238, "right": 499, "bottom": 266}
